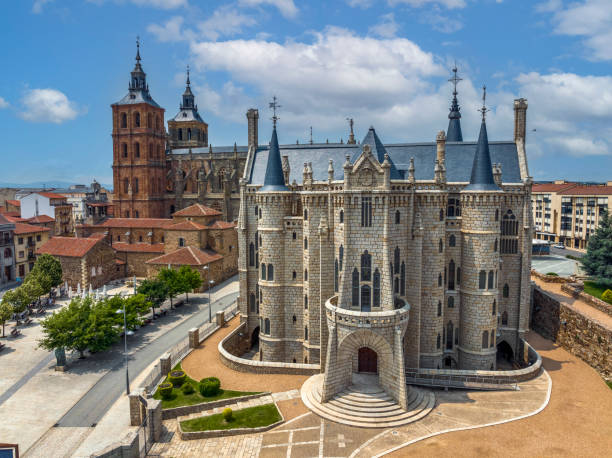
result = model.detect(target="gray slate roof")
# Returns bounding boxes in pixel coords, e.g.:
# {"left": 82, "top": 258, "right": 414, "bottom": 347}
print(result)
{"left": 465, "top": 120, "right": 500, "bottom": 191}
{"left": 170, "top": 109, "right": 205, "bottom": 123}
{"left": 114, "top": 90, "right": 161, "bottom": 108}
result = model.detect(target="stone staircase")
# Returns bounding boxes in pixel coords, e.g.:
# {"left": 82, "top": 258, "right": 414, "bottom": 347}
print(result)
{"left": 301, "top": 374, "right": 435, "bottom": 428}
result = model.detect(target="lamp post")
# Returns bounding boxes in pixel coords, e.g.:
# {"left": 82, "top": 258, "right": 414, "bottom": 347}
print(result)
{"left": 203, "top": 264, "right": 212, "bottom": 323}
{"left": 116, "top": 293, "right": 134, "bottom": 395}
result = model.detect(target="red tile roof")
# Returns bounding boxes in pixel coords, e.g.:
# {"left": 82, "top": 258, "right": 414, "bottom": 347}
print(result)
{"left": 3, "top": 215, "right": 26, "bottom": 223}
{"left": 14, "top": 223, "right": 51, "bottom": 235}
{"left": 112, "top": 242, "right": 165, "bottom": 253}
{"left": 27, "top": 215, "right": 55, "bottom": 223}
{"left": 146, "top": 246, "right": 223, "bottom": 266}
{"left": 88, "top": 232, "right": 107, "bottom": 239}
{"left": 558, "top": 185, "right": 612, "bottom": 196}
{"left": 166, "top": 220, "right": 207, "bottom": 231}
{"left": 37, "top": 236, "right": 101, "bottom": 257}
{"left": 532, "top": 183, "right": 577, "bottom": 193}
{"left": 0, "top": 214, "right": 14, "bottom": 226}
{"left": 38, "top": 192, "right": 67, "bottom": 199}
{"left": 0, "top": 210, "right": 21, "bottom": 218}
{"left": 6, "top": 200, "right": 20, "bottom": 207}
{"left": 172, "top": 204, "right": 222, "bottom": 217}
{"left": 207, "top": 220, "right": 236, "bottom": 230}
{"left": 98, "top": 218, "right": 174, "bottom": 229}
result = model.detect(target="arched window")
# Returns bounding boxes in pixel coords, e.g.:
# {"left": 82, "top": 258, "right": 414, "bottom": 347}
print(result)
{"left": 156, "top": 115, "right": 160, "bottom": 130}
{"left": 249, "top": 293, "right": 256, "bottom": 312}
{"left": 339, "top": 209, "right": 344, "bottom": 223}
{"left": 264, "top": 318, "right": 270, "bottom": 334}
{"left": 373, "top": 269, "right": 381, "bottom": 307}
{"left": 304, "top": 237, "right": 308, "bottom": 249}
{"left": 488, "top": 270, "right": 494, "bottom": 289}
{"left": 134, "top": 142, "right": 140, "bottom": 158}
{"left": 502, "top": 210, "right": 518, "bottom": 236}
{"left": 438, "top": 273, "right": 442, "bottom": 287}
{"left": 293, "top": 315, "right": 296, "bottom": 323}
{"left": 123, "top": 178, "right": 129, "bottom": 193}
{"left": 187, "top": 128, "right": 192, "bottom": 140}
{"left": 361, "top": 250, "right": 371, "bottom": 281}
{"left": 503, "top": 283, "right": 509, "bottom": 298}
{"left": 303, "top": 208, "right": 308, "bottom": 220}
{"left": 395, "top": 210, "right": 400, "bottom": 224}
{"left": 304, "top": 295, "right": 308, "bottom": 309}
{"left": 334, "top": 259, "right": 339, "bottom": 292}
{"left": 361, "top": 285, "right": 371, "bottom": 312}
{"left": 292, "top": 271, "right": 297, "bottom": 280}
{"left": 479, "top": 270, "right": 486, "bottom": 289}
{"left": 249, "top": 243, "right": 255, "bottom": 266}
{"left": 147, "top": 113, "right": 152, "bottom": 128}
{"left": 440, "top": 209, "right": 444, "bottom": 221}
{"left": 352, "top": 268, "right": 359, "bottom": 307}
{"left": 122, "top": 143, "right": 128, "bottom": 158}
{"left": 495, "top": 208, "right": 499, "bottom": 221}
{"left": 134, "top": 112, "right": 140, "bottom": 127}
{"left": 437, "top": 334, "right": 441, "bottom": 349}
{"left": 339, "top": 245, "right": 344, "bottom": 271}
{"left": 449, "top": 234, "right": 456, "bottom": 247}
{"left": 439, "top": 239, "right": 443, "bottom": 253}
{"left": 148, "top": 142, "right": 153, "bottom": 159}
{"left": 178, "top": 237, "right": 185, "bottom": 247}
{"left": 178, "top": 129, "right": 183, "bottom": 141}
{"left": 304, "top": 269, "right": 308, "bottom": 281}
{"left": 457, "top": 267, "right": 461, "bottom": 285}
{"left": 494, "top": 239, "right": 498, "bottom": 252}
{"left": 394, "top": 247, "right": 400, "bottom": 274}
{"left": 121, "top": 113, "right": 127, "bottom": 128}
{"left": 267, "top": 264, "right": 274, "bottom": 281}
{"left": 482, "top": 331, "right": 489, "bottom": 349}
{"left": 261, "top": 263, "right": 267, "bottom": 280}
{"left": 400, "top": 262, "right": 405, "bottom": 296}
{"left": 437, "top": 301, "right": 441, "bottom": 316}
{"left": 448, "top": 260, "right": 455, "bottom": 290}
{"left": 447, "top": 296, "right": 454, "bottom": 308}
{"left": 133, "top": 178, "right": 139, "bottom": 194}
{"left": 490, "top": 331, "right": 495, "bottom": 347}
{"left": 255, "top": 205, "right": 258, "bottom": 216}
{"left": 394, "top": 277, "right": 399, "bottom": 294}
{"left": 292, "top": 232, "right": 296, "bottom": 240}
{"left": 502, "top": 311, "right": 508, "bottom": 325}
{"left": 492, "top": 299, "right": 496, "bottom": 316}
{"left": 446, "top": 321, "right": 454, "bottom": 349}
{"left": 304, "top": 326, "right": 308, "bottom": 340}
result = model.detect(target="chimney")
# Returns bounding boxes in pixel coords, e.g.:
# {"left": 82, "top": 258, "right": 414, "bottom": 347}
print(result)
{"left": 514, "top": 98, "right": 528, "bottom": 143}
{"left": 436, "top": 130, "right": 446, "bottom": 165}
{"left": 246, "top": 108, "right": 259, "bottom": 149}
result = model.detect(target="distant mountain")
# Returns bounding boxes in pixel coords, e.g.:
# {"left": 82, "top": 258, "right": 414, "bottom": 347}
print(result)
{"left": 0, "top": 181, "right": 113, "bottom": 190}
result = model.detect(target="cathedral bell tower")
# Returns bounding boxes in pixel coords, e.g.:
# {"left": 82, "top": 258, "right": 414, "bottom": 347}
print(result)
{"left": 111, "top": 38, "right": 166, "bottom": 218}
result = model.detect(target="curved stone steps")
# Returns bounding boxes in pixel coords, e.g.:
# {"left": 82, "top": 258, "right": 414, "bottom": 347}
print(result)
{"left": 301, "top": 374, "right": 435, "bottom": 428}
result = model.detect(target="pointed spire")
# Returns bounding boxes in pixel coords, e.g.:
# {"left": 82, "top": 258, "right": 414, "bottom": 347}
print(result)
{"left": 465, "top": 88, "right": 499, "bottom": 191}
{"left": 346, "top": 118, "right": 356, "bottom": 144}
{"left": 260, "top": 100, "right": 288, "bottom": 192}
{"left": 446, "top": 64, "right": 463, "bottom": 142}
{"left": 361, "top": 126, "right": 401, "bottom": 179}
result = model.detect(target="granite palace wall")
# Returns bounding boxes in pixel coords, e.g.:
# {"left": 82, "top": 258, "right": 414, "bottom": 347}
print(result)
{"left": 531, "top": 286, "right": 612, "bottom": 380}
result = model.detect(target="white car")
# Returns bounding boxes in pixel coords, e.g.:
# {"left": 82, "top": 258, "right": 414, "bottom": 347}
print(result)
{"left": 553, "top": 244, "right": 565, "bottom": 249}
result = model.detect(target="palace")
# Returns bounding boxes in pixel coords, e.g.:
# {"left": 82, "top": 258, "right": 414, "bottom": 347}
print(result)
{"left": 235, "top": 77, "right": 533, "bottom": 420}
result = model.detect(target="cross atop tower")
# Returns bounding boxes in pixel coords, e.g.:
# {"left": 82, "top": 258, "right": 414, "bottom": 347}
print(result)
{"left": 186, "top": 65, "right": 190, "bottom": 86}
{"left": 136, "top": 36, "right": 141, "bottom": 62}
{"left": 448, "top": 63, "right": 462, "bottom": 96}
{"left": 479, "top": 85, "right": 489, "bottom": 121}
{"left": 269, "top": 96, "right": 281, "bottom": 127}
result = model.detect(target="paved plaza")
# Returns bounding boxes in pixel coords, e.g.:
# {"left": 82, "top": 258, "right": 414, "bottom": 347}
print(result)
{"left": 531, "top": 254, "right": 578, "bottom": 277}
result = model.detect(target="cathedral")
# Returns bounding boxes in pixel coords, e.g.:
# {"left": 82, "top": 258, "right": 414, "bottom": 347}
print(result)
{"left": 236, "top": 71, "right": 533, "bottom": 417}
{"left": 111, "top": 42, "right": 249, "bottom": 221}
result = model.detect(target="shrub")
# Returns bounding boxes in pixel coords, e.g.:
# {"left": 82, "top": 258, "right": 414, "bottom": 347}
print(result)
{"left": 222, "top": 408, "right": 233, "bottom": 422}
{"left": 199, "top": 377, "right": 221, "bottom": 397}
{"left": 546, "top": 272, "right": 559, "bottom": 277}
{"left": 159, "top": 382, "right": 173, "bottom": 399}
{"left": 168, "top": 370, "right": 187, "bottom": 387}
{"left": 602, "top": 289, "right": 612, "bottom": 304}
{"left": 181, "top": 382, "right": 195, "bottom": 395}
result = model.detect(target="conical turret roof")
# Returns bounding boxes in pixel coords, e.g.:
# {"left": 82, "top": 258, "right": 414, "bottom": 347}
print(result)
{"left": 260, "top": 125, "right": 288, "bottom": 191}
{"left": 465, "top": 120, "right": 499, "bottom": 191}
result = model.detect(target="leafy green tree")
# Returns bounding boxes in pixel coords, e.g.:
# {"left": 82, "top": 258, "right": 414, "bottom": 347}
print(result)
{"left": 0, "top": 301, "right": 13, "bottom": 337}
{"left": 2, "top": 287, "right": 31, "bottom": 315}
{"left": 22, "top": 278, "right": 45, "bottom": 302}
{"left": 158, "top": 268, "right": 182, "bottom": 308}
{"left": 178, "top": 265, "right": 202, "bottom": 303}
{"left": 86, "top": 300, "right": 120, "bottom": 353}
{"left": 581, "top": 211, "right": 612, "bottom": 287}
{"left": 30, "top": 254, "right": 63, "bottom": 289}
{"left": 137, "top": 278, "right": 168, "bottom": 316}
{"left": 38, "top": 302, "right": 74, "bottom": 354}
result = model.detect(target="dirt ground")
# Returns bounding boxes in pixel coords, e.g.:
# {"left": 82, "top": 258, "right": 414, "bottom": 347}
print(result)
{"left": 390, "top": 331, "right": 612, "bottom": 457}
{"left": 181, "top": 316, "right": 309, "bottom": 393}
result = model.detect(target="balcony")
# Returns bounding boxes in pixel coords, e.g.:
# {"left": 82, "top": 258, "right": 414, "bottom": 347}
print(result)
{"left": 325, "top": 295, "right": 410, "bottom": 329}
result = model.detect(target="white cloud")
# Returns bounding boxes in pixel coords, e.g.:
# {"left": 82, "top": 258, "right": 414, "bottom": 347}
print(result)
{"left": 0, "top": 97, "right": 9, "bottom": 109}
{"left": 87, "top": 0, "right": 188, "bottom": 9}
{"left": 346, "top": 0, "right": 375, "bottom": 8}
{"left": 388, "top": 0, "right": 466, "bottom": 9}
{"left": 19, "top": 89, "right": 79, "bottom": 124}
{"left": 368, "top": 13, "right": 399, "bottom": 38}
{"left": 32, "top": 0, "right": 54, "bottom": 14}
{"left": 238, "top": 0, "right": 298, "bottom": 18}
{"left": 147, "top": 16, "right": 193, "bottom": 42}
{"left": 541, "top": 0, "right": 612, "bottom": 60}
{"left": 199, "top": 6, "right": 257, "bottom": 40}
{"left": 421, "top": 9, "right": 463, "bottom": 33}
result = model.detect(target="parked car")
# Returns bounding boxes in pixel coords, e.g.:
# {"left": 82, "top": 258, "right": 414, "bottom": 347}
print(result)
{"left": 553, "top": 244, "right": 565, "bottom": 249}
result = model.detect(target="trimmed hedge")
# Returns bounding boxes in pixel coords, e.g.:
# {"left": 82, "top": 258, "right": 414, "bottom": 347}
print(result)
{"left": 222, "top": 407, "right": 233, "bottom": 421}
{"left": 169, "top": 370, "right": 187, "bottom": 387}
{"left": 159, "top": 382, "right": 173, "bottom": 399}
{"left": 602, "top": 289, "right": 612, "bottom": 304}
{"left": 181, "top": 382, "right": 195, "bottom": 395}
{"left": 199, "top": 377, "right": 221, "bottom": 397}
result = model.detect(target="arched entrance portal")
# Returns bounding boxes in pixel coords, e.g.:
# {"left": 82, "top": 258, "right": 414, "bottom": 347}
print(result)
{"left": 443, "top": 356, "right": 457, "bottom": 369}
{"left": 358, "top": 347, "right": 378, "bottom": 373}
{"left": 496, "top": 340, "right": 514, "bottom": 369}
{"left": 251, "top": 327, "right": 260, "bottom": 348}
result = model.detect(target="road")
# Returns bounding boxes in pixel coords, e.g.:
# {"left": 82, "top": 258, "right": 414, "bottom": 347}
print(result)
{"left": 550, "top": 246, "right": 584, "bottom": 258}
{"left": 56, "top": 290, "right": 239, "bottom": 427}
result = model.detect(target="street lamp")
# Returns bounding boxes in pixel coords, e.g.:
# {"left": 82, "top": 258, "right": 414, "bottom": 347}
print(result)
{"left": 116, "top": 294, "right": 134, "bottom": 395}
{"left": 203, "top": 264, "right": 214, "bottom": 323}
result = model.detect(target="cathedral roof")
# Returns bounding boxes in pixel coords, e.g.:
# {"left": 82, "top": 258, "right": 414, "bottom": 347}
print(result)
{"left": 464, "top": 120, "right": 500, "bottom": 191}
{"left": 259, "top": 125, "right": 288, "bottom": 192}
{"left": 146, "top": 246, "right": 223, "bottom": 266}
{"left": 170, "top": 109, "right": 205, "bottom": 123}
{"left": 172, "top": 204, "right": 222, "bottom": 217}
{"left": 360, "top": 127, "right": 402, "bottom": 179}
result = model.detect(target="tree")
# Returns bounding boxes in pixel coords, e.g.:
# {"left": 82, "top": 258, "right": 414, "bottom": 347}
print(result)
{"left": 22, "top": 278, "right": 44, "bottom": 302}
{"left": 158, "top": 268, "right": 182, "bottom": 308}
{"left": 581, "top": 211, "right": 612, "bottom": 287}
{"left": 137, "top": 278, "right": 168, "bottom": 316}
{"left": 178, "top": 265, "right": 202, "bottom": 303}
{"left": 30, "top": 254, "right": 63, "bottom": 289}
{"left": 2, "top": 287, "right": 31, "bottom": 315}
{"left": 0, "top": 301, "right": 13, "bottom": 337}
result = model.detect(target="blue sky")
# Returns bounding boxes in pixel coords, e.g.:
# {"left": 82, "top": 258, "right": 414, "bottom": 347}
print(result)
{"left": 1, "top": 0, "right": 612, "bottom": 185}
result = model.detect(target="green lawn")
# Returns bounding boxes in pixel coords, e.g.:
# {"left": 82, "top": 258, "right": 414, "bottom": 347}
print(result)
{"left": 583, "top": 281, "right": 611, "bottom": 303}
{"left": 607, "top": 380, "right": 612, "bottom": 390}
{"left": 180, "top": 403, "right": 281, "bottom": 432}
{"left": 153, "top": 363, "right": 258, "bottom": 409}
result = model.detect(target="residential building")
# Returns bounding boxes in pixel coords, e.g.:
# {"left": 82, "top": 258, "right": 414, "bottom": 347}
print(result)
{"left": 0, "top": 214, "right": 16, "bottom": 286}
{"left": 14, "top": 223, "right": 51, "bottom": 280}
{"left": 18, "top": 191, "right": 74, "bottom": 237}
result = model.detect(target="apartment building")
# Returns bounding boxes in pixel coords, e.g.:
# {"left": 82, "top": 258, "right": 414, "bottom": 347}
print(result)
{"left": 14, "top": 223, "right": 51, "bottom": 280}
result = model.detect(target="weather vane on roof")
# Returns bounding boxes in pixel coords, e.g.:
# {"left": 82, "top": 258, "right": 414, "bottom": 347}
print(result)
{"left": 449, "top": 62, "right": 462, "bottom": 95}
{"left": 479, "top": 85, "right": 489, "bottom": 121}
{"left": 269, "top": 96, "right": 281, "bottom": 127}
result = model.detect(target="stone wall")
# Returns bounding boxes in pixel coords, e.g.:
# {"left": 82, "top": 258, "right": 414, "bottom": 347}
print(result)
{"left": 532, "top": 286, "right": 612, "bottom": 380}
{"left": 561, "top": 282, "right": 612, "bottom": 318}
{"left": 531, "top": 269, "right": 572, "bottom": 284}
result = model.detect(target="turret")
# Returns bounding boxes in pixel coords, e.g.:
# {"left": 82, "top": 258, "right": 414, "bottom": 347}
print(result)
{"left": 446, "top": 65, "right": 463, "bottom": 142}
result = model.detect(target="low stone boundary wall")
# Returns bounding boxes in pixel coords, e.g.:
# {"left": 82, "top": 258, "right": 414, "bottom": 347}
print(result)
{"left": 532, "top": 286, "right": 612, "bottom": 381}
{"left": 219, "top": 322, "right": 320, "bottom": 375}
{"left": 177, "top": 403, "right": 285, "bottom": 440}
{"left": 531, "top": 269, "right": 572, "bottom": 283}
{"left": 561, "top": 282, "right": 612, "bottom": 318}
{"left": 405, "top": 340, "right": 541, "bottom": 386}
{"left": 90, "top": 430, "right": 139, "bottom": 458}
{"left": 161, "top": 392, "right": 270, "bottom": 420}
